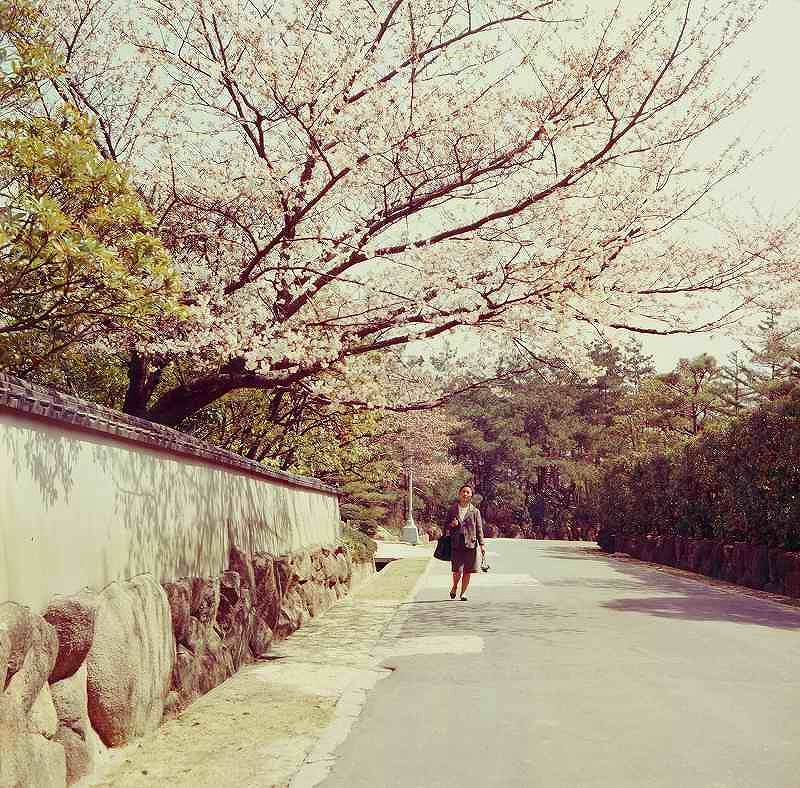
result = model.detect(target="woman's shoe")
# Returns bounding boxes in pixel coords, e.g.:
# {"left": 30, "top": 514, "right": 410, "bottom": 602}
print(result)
{"left": 459, "top": 595, "right": 468, "bottom": 601}
{"left": 449, "top": 590, "right": 456, "bottom": 599}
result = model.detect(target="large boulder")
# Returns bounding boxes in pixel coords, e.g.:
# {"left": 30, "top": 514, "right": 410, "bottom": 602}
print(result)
{"left": 640, "top": 535, "right": 657, "bottom": 563}
{"left": 297, "top": 581, "right": 329, "bottom": 617}
{"left": 51, "top": 664, "right": 106, "bottom": 785}
{"left": 249, "top": 619, "right": 274, "bottom": 658}
{"left": 197, "top": 628, "right": 234, "bottom": 695}
{"left": 720, "top": 542, "right": 749, "bottom": 584}
{"left": 320, "top": 552, "right": 340, "bottom": 586}
{"left": 655, "top": 536, "right": 676, "bottom": 566}
{"left": 0, "top": 603, "right": 65, "bottom": 788}
{"left": 170, "top": 617, "right": 235, "bottom": 712}
{"left": 1, "top": 604, "right": 58, "bottom": 714}
{"left": 42, "top": 592, "right": 98, "bottom": 683}
{"left": 784, "top": 554, "right": 800, "bottom": 598}
{"left": 171, "top": 644, "right": 199, "bottom": 708}
{"left": 767, "top": 549, "right": 795, "bottom": 594}
{"left": 708, "top": 541, "right": 725, "bottom": 579}
{"left": 744, "top": 544, "right": 769, "bottom": 589}
{"left": 275, "top": 556, "right": 295, "bottom": 595}
{"left": 291, "top": 551, "right": 314, "bottom": 584}
{"left": 334, "top": 553, "right": 351, "bottom": 584}
{"left": 85, "top": 575, "right": 175, "bottom": 747}
{"left": 28, "top": 684, "right": 58, "bottom": 738}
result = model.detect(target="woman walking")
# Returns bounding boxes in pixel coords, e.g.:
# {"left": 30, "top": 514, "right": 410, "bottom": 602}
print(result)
{"left": 443, "top": 484, "right": 485, "bottom": 600}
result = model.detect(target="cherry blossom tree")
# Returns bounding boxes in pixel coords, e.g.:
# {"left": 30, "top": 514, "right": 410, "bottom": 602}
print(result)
{"left": 40, "top": 0, "right": 794, "bottom": 425}
{"left": 379, "top": 408, "right": 461, "bottom": 483}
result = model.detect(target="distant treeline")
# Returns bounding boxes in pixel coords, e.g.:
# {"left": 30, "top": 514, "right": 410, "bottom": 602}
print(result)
{"left": 437, "top": 317, "right": 800, "bottom": 547}
{"left": 588, "top": 387, "right": 800, "bottom": 550}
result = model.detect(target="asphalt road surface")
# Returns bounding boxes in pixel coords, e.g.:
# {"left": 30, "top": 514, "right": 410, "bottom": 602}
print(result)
{"left": 318, "top": 539, "right": 800, "bottom": 788}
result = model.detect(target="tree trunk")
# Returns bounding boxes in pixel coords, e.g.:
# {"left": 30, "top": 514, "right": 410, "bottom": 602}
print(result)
{"left": 123, "top": 352, "right": 164, "bottom": 418}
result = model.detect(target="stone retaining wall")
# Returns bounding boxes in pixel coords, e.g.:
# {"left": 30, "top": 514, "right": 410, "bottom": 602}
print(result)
{"left": 597, "top": 530, "right": 800, "bottom": 598}
{"left": 1, "top": 543, "right": 369, "bottom": 787}
{"left": 481, "top": 525, "right": 599, "bottom": 541}
{"left": 529, "top": 525, "right": 598, "bottom": 541}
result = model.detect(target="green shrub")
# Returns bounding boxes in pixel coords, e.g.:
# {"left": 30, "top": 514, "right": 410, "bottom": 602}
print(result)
{"left": 588, "top": 385, "right": 800, "bottom": 549}
{"left": 340, "top": 522, "right": 378, "bottom": 564}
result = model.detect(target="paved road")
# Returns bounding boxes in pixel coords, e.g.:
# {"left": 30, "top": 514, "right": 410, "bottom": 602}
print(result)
{"left": 318, "top": 539, "right": 800, "bottom": 788}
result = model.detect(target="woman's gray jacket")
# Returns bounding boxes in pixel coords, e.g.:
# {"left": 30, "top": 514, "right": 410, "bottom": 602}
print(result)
{"left": 443, "top": 503, "right": 485, "bottom": 549}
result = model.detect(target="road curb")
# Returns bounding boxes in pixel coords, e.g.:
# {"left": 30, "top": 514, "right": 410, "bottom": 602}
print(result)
{"left": 290, "top": 556, "right": 434, "bottom": 788}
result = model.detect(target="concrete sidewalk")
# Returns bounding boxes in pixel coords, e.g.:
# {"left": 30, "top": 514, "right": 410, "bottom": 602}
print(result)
{"left": 82, "top": 556, "right": 433, "bottom": 788}
{"left": 374, "top": 541, "right": 433, "bottom": 561}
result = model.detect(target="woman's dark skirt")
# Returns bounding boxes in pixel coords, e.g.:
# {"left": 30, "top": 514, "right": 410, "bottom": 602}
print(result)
{"left": 451, "top": 535, "right": 477, "bottom": 574}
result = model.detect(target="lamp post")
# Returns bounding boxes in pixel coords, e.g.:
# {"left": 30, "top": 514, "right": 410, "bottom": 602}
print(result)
{"left": 400, "top": 461, "right": 419, "bottom": 545}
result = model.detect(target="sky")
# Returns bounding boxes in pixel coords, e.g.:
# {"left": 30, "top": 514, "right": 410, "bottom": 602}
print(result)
{"left": 637, "top": 0, "right": 800, "bottom": 370}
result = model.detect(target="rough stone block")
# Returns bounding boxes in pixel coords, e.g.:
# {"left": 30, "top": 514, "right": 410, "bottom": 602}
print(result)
{"left": 190, "top": 577, "right": 220, "bottom": 625}
{"left": 249, "top": 619, "right": 274, "bottom": 658}
{"left": 28, "top": 684, "right": 58, "bottom": 738}
{"left": 162, "top": 580, "right": 192, "bottom": 646}
{"left": 0, "top": 604, "right": 64, "bottom": 788}
{"left": 252, "top": 553, "right": 282, "bottom": 629}
{"left": 228, "top": 546, "right": 256, "bottom": 594}
{"left": 50, "top": 665, "right": 105, "bottom": 786}
{"left": 291, "top": 552, "right": 314, "bottom": 583}
{"left": 274, "top": 587, "right": 309, "bottom": 640}
{"left": 43, "top": 592, "right": 99, "bottom": 683}
{"left": 86, "top": 576, "right": 174, "bottom": 747}
{"left": 744, "top": 544, "right": 769, "bottom": 589}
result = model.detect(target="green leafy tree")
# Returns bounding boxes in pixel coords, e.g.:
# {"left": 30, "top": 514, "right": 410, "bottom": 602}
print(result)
{"left": 0, "top": 0, "right": 182, "bottom": 376}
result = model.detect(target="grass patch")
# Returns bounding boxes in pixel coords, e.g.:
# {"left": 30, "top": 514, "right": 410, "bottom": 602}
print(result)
{"left": 350, "top": 557, "right": 430, "bottom": 603}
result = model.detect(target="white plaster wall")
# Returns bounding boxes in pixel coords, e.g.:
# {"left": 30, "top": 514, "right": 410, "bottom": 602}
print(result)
{"left": 0, "top": 412, "right": 340, "bottom": 611}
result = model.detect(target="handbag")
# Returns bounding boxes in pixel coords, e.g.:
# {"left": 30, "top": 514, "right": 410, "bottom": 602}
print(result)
{"left": 433, "top": 533, "right": 452, "bottom": 561}
{"left": 473, "top": 547, "right": 490, "bottom": 572}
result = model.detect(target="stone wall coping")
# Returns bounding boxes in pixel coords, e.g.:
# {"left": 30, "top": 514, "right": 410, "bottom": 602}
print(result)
{"left": 0, "top": 373, "right": 339, "bottom": 496}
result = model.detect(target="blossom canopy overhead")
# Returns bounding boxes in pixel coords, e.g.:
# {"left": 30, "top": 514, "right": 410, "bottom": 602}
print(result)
{"left": 39, "top": 0, "right": 794, "bottom": 423}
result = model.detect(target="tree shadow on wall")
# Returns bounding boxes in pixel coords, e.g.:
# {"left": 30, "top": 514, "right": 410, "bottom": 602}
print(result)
{"left": 2, "top": 424, "right": 80, "bottom": 509}
{"left": 4, "top": 418, "right": 300, "bottom": 584}
{"left": 90, "top": 442, "right": 298, "bottom": 581}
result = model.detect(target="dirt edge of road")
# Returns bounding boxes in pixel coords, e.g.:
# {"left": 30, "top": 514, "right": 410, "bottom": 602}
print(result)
{"left": 80, "top": 556, "right": 432, "bottom": 788}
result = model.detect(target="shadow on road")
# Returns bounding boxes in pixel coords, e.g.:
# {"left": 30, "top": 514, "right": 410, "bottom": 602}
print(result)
{"left": 600, "top": 560, "right": 800, "bottom": 630}
{"left": 396, "top": 599, "right": 584, "bottom": 641}
{"left": 535, "top": 543, "right": 607, "bottom": 561}
{"left": 526, "top": 541, "right": 800, "bottom": 630}
{"left": 603, "top": 589, "right": 800, "bottom": 630}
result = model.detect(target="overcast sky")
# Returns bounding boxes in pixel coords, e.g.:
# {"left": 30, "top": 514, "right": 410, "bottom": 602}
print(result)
{"left": 639, "top": 0, "right": 800, "bottom": 370}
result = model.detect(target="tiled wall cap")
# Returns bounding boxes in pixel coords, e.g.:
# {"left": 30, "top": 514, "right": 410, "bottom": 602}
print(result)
{"left": 0, "top": 373, "right": 339, "bottom": 496}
